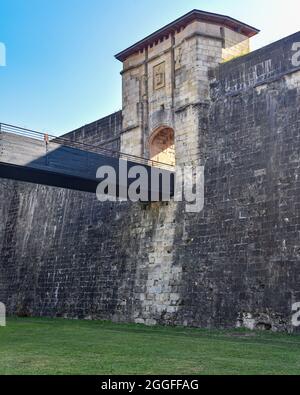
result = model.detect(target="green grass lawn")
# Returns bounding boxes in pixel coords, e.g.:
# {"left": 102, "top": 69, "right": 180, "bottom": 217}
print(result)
{"left": 0, "top": 317, "right": 300, "bottom": 375}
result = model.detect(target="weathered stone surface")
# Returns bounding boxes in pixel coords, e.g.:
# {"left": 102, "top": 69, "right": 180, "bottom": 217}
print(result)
{"left": 1, "top": 28, "right": 300, "bottom": 333}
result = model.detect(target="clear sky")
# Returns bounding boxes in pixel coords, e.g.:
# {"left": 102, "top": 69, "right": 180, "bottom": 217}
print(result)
{"left": 0, "top": 0, "right": 299, "bottom": 135}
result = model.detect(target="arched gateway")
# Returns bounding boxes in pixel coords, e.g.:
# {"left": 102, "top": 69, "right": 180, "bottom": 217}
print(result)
{"left": 149, "top": 126, "right": 175, "bottom": 166}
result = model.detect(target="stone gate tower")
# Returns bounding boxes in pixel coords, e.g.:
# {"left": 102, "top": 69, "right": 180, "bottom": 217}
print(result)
{"left": 115, "top": 10, "right": 259, "bottom": 166}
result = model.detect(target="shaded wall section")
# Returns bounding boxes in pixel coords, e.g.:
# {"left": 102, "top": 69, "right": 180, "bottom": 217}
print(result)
{"left": 174, "top": 32, "right": 300, "bottom": 331}
{"left": 0, "top": 110, "right": 182, "bottom": 324}
{"left": 63, "top": 111, "right": 122, "bottom": 151}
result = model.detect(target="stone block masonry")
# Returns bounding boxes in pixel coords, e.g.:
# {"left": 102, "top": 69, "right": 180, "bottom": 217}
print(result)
{"left": 63, "top": 111, "right": 122, "bottom": 151}
{"left": 1, "top": 22, "right": 300, "bottom": 331}
{"left": 175, "top": 33, "right": 300, "bottom": 332}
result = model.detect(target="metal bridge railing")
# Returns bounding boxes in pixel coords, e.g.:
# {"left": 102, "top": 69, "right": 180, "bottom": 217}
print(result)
{"left": 0, "top": 122, "right": 175, "bottom": 171}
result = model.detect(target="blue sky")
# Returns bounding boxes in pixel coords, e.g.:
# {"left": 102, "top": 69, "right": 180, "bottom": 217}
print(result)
{"left": 0, "top": 0, "right": 299, "bottom": 135}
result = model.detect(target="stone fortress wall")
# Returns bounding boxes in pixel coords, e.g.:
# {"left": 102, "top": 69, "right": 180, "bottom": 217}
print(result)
{"left": 1, "top": 11, "right": 300, "bottom": 332}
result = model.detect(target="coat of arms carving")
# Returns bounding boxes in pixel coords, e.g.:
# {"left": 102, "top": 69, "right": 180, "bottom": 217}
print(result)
{"left": 153, "top": 62, "right": 165, "bottom": 90}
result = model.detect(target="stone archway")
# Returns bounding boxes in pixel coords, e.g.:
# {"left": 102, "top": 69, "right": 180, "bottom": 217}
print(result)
{"left": 149, "top": 126, "right": 175, "bottom": 166}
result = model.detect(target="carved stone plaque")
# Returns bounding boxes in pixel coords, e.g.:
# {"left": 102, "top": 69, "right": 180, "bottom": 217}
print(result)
{"left": 153, "top": 62, "right": 165, "bottom": 90}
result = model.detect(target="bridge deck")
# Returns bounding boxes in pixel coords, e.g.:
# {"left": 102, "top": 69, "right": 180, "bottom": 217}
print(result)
{"left": 0, "top": 123, "right": 175, "bottom": 199}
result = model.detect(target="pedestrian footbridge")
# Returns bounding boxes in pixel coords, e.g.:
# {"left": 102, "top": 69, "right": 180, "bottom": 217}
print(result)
{"left": 0, "top": 123, "right": 175, "bottom": 200}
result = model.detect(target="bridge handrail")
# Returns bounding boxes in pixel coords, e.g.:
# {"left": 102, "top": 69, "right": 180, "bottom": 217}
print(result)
{"left": 0, "top": 122, "right": 175, "bottom": 171}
